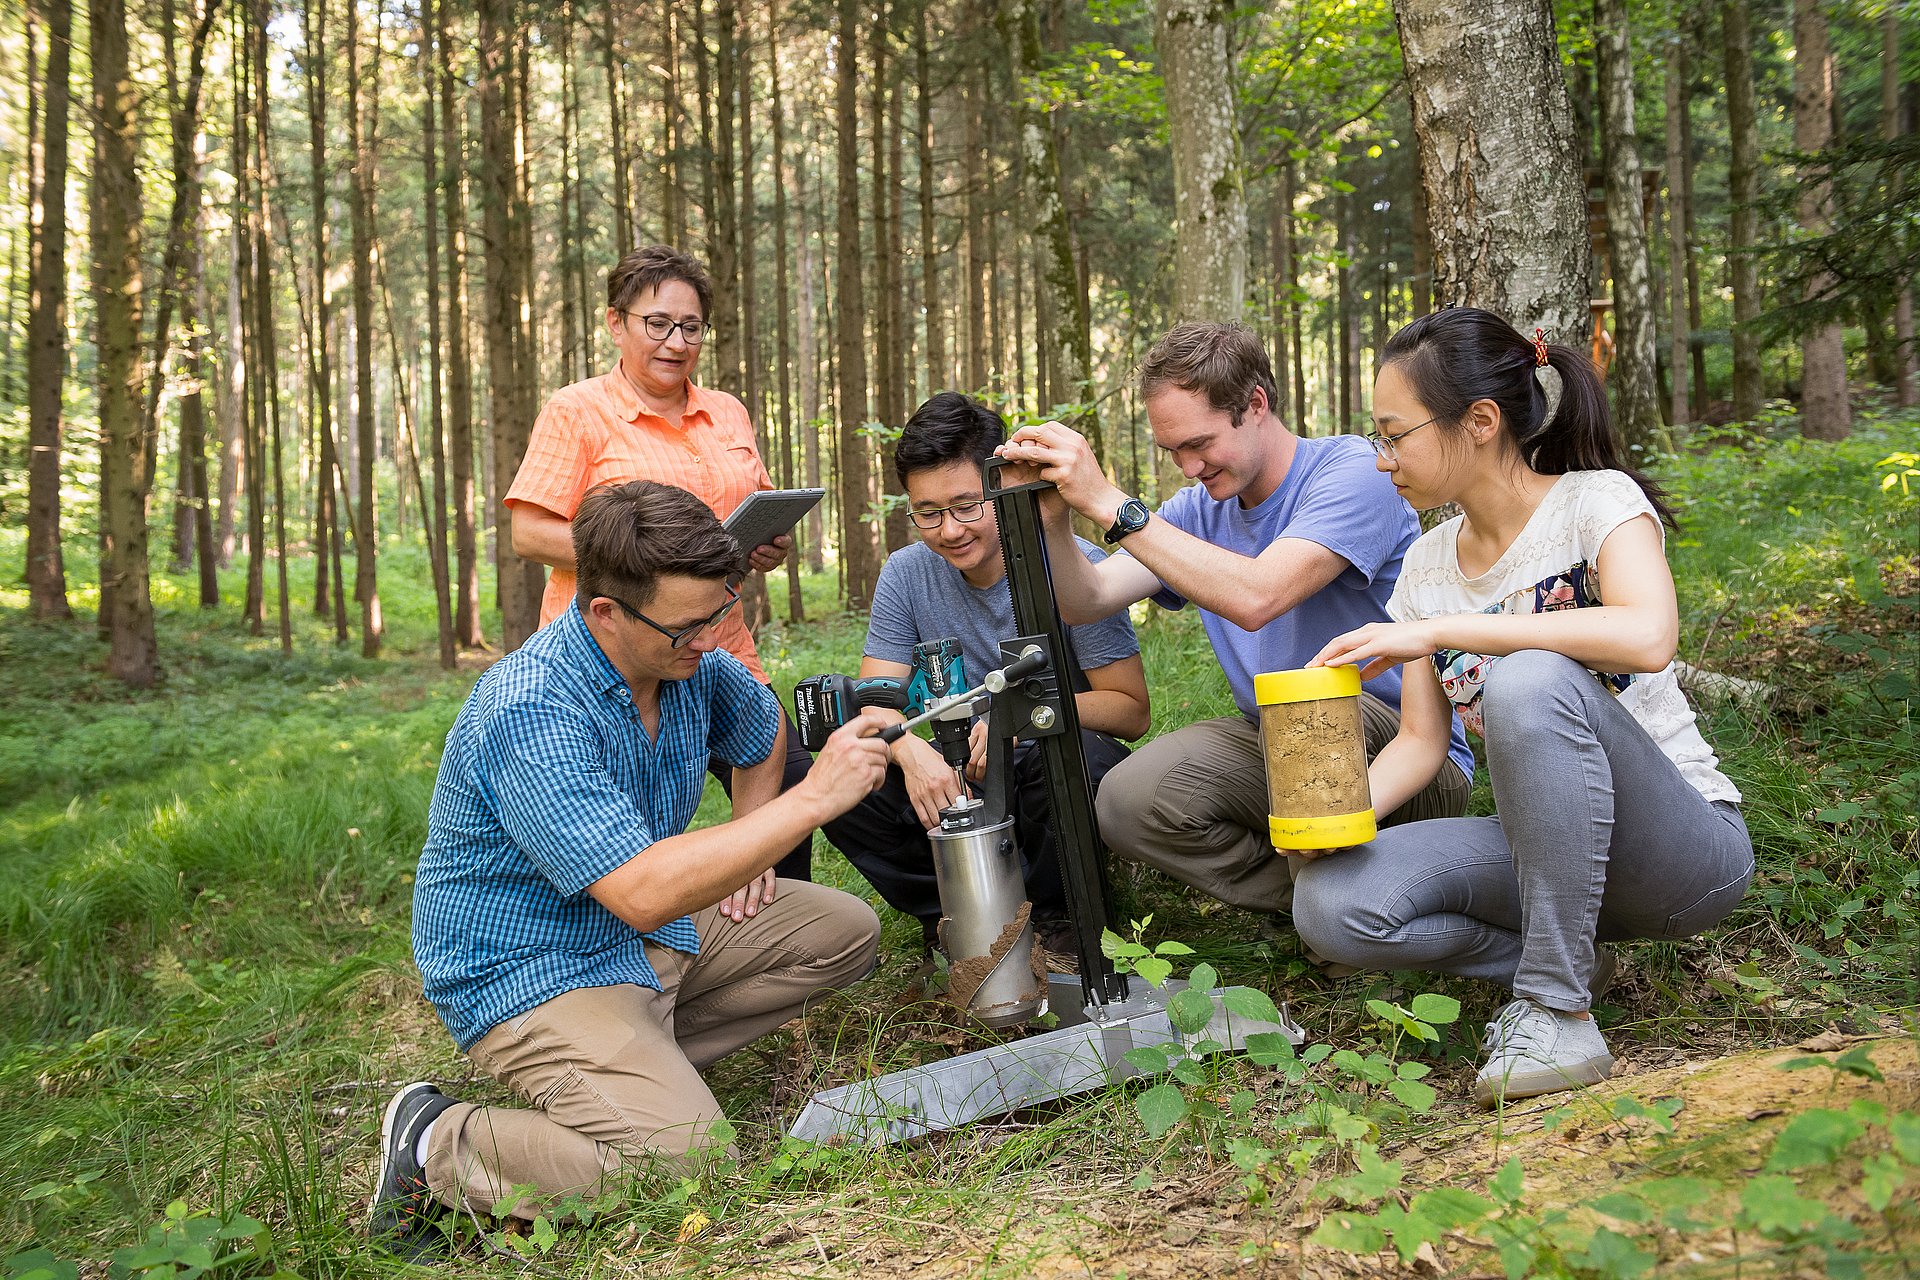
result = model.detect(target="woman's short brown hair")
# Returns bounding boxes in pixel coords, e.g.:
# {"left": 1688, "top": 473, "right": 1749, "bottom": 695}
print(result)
{"left": 606, "top": 245, "right": 714, "bottom": 321}
{"left": 1138, "top": 322, "right": 1280, "bottom": 428}
{"left": 571, "top": 480, "right": 742, "bottom": 609}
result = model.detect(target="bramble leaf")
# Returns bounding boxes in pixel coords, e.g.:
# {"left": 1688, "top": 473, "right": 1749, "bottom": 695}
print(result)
{"left": 1219, "top": 985, "right": 1281, "bottom": 1024}
{"left": 1490, "top": 1157, "right": 1525, "bottom": 1205}
{"left": 1765, "top": 1109, "right": 1863, "bottom": 1171}
{"left": 1134, "top": 956, "right": 1173, "bottom": 988}
{"left": 1243, "top": 1032, "right": 1298, "bottom": 1067}
{"left": 1570, "top": 1226, "right": 1656, "bottom": 1278}
{"left": 1123, "top": 1044, "right": 1171, "bottom": 1075}
{"left": 1387, "top": 1077, "right": 1437, "bottom": 1113}
{"left": 1861, "top": 1152, "right": 1906, "bottom": 1212}
{"left": 1409, "top": 993, "right": 1461, "bottom": 1025}
{"left": 1134, "top": 1082, "right": 1188, "bottom": 1137}
{"left": 1739, "top": 1175, "right": 1829, "bottom": 1237}
{"left": 1187, "top": 962, "right": 1219, "bottom": 994}
{"left": 1309, "top": 1211, "right": 1387, "bottom": 1254}
{"left": 1168, "top": 987, "right": 1216, "bottom": 1035}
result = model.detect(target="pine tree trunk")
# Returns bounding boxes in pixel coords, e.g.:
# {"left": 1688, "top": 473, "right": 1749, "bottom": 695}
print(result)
{"left": 712, "top": 0, "right": 742, "bottom": 388}
{"left": 738, "top": 1, "right": 772, "bottom": 630}
{"left": 1664, "top": 32, "right": 1693, "bottom": 425}
{"left": 768, "top": 0, "right": 804, "bottom": 620}
{"left": 1888, "top": 8, "right": 1918, "bottom": 406}
{"left": 346, "top": 0, "right": 383, "bottom": 654}
{"left": 661, "top": 0, "right": 684, "bottom": 245}
{"left": 558, "top": 3, "right": 582, "bottom": 384}
{"left": 796, "top": 113, "right": 825, "bottom": 574}
{"left": 480, "top": 0, "right": 543, "bottom": 649}
{"left": 252, "top": 7, "right": 291, "bottom": 653}
{"left": 1157, "top": 0, "right": 1247, "bottom": 322}
{"left": 835, "top": 0, "right": 877, "bottom": 606}
{"left": 93, "top": 0, "right": 154, "bottom": 683}
{"left": 422, "top": 0, "right": 456, "bottom": 667}
{"left": 437, "top": 0, "right": 482, "bottom": 648}
{"left": 1723, "top": 0, "right": 1763, "bottom": 422}
{"left": 963, "top": 71, "right": 988, "bottom": 392}
{"left": 603, "top": 0, "right": 632, "bottom": 257}
{"left": 1791, "top": 0, "right": 1849, "bottom": 439}
{"left": 915, "top": 0, "right": 945, "bottom": 391}
{"left": 1005, "top": 0, "right": 1094, "bottom": 438}
{"left": 1594, "top": 0, "right": 1664, "bottom": 449}
{"left": 1393, "top": 0, "right": 1592, "bottom": 343}
{"left": 25, "top": 0, "right": 72, "bottom": 619}
{"left": 871, "top": 4, "right": 908, "bottom": 552}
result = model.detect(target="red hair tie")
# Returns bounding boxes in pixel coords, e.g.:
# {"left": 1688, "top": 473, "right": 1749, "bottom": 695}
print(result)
{"left": 1533, "top": 328, "right": 1550, "bottom": 367}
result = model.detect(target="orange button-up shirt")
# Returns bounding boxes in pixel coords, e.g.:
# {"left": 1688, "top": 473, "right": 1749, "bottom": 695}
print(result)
{"left": 505, "top": 367, "right": 775, "bottom": 680}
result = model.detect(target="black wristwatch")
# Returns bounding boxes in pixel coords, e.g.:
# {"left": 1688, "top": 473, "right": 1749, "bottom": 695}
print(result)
{"left": 1104, "top": 496, "right": 1151, "bottom": 544}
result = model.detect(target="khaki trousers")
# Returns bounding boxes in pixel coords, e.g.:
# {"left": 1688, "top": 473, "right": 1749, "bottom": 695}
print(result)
{"left": 1096, "top": 694, "right": 1472, "bottom": 914}
{"left": 422, "top": 881, "right": 880, "bottom": 1220}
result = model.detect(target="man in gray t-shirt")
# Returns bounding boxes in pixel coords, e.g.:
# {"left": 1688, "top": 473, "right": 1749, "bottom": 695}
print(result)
{"left": 823, "top": 393, "right": 1151, "bottom": 958}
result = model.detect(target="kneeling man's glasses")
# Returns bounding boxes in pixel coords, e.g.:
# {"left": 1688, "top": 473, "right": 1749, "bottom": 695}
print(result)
{"left": 908, "top": 500, "right": 987, "bottom": 530}
{"left": 608, "top": 583, "right": 740, "bottom": 648}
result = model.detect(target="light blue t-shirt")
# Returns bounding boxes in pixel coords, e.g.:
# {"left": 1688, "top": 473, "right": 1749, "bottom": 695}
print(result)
{"left": 1135, "top": 434, "right": 1475, "bottom": 783}
{"left": 865, "top": 539, "right": 1140, "bottom": 686}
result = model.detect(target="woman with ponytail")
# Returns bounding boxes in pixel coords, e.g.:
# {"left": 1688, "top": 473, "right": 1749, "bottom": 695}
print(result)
{"left": 1292, "top": 307, "right": 1751, "bottom": 1106}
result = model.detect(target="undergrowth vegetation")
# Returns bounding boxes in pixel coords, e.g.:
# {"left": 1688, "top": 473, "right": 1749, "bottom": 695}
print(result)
{"left": 1, "top": 411, "right": 1915, "bottom": 1276}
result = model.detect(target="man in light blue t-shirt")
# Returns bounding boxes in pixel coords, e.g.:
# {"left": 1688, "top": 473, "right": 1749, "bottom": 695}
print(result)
{"left": 996, "top": 322, "right": 1471, "bottom": 921}
{"left": 825, "top": 393, "right": 1151, "bottom": 959}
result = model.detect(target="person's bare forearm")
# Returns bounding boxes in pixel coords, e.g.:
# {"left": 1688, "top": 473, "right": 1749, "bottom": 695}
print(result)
{"left": 1074, "top": 689, "right": 1150, "bottom": 741}
{"left": 510, "top": 504, "right": 577, "bottom": 572}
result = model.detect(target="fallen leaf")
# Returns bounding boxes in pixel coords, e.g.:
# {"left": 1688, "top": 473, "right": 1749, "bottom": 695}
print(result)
{"left": 1745, "top": 1108, "right": 1786, "bottom": 1121}
{"left": 677, "top": 1209, "right": 711, "bottom": 1243}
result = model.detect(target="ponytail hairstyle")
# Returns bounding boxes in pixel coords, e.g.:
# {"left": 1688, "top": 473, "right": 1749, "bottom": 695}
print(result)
{"left": 1380, "top": 308, "right": 1675, "bottom": 527}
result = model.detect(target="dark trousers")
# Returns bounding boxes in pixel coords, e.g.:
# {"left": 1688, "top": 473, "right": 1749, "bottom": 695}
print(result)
{"left": 707, "top": 707, "right": 816, "bottom": 882}
{"left": 823, "top": 730, "right": 1132, "bottom": 928}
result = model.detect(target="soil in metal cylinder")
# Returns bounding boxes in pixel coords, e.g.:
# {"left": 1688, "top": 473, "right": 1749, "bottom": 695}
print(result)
{"left": 1262, "top": 697, "right": 1371, "bottom": 817}
{"left": 944, "top": 899, "right": 1039, "bottom": 1015}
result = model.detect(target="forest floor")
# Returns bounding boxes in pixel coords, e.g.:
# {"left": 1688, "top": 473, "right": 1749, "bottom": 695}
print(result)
{"left": 2, "top": 410, "right": 1917, "bottom": 1278}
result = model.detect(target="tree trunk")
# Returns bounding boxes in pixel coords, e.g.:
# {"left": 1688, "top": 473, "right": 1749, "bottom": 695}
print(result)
{"left": 768, "top": 0, "right": 804, "bottom": 620}
{"left": 438, "top": 0, "right": 482, "bottom": 648}
{"left": 711, "top": 0, "right": 742, "bottom": 389}
{"left": 661, "top": 0, "right": 684, "bottom": 246}
{"left": 1791, "top": 0, "right": 1849, "bottom": 440}
{"left": 422, "top": 0, "right": 456, "bottom": 667}
{"left": 346, "top": 0, "right": 383, "bottom": 654}
{"left": 1393, "top": 0, "right": 1592, "bottom": 343}
{"left": 1336, "top": 184, "right": 1354, "bottom": 431}
{"left": 252, "top": 5, "right": 290, "bottom": 653}
{"left": 871, "top": 3, "right": 909, "bottom": 552}
{"left": 797, "top": 111, "right": 825, "bottom": 573}
{"left": 25, "top": 0, "right": 72, "bottom": 619}
{"left": 603, "top": 0, "right": 632, "bottom": 257}
{"left": 558, "top": 3, "right": 582, "bottom": 384}
{"left": 963, "top": 70, "right": 988, "bottom": 391}
{"left": 915, "top": 0, "right": 945, "bottom": 392}
{"left": 1663, "top": 31, "right": 1692, "bottom": 425}
{"left": 1594, "top": 0, "right": 1664, "bottom": 449}
{"left": 738, "top": 1, "right": 772, "bottom": 630}
{"left": 1888, "top": 7, "right": 1918, "bottom": 407}
{"left": 1723, "top": 0, "right": 1763, "bottom": 422}
{"left": 479, "top": 0, "right": 543, "bottom": 649}
{"left": 1005, "top": 0, "right": 1094, "bottom": 437}
{"left": 93, "top": 0, "right": 154, "bottom": 683}
{"left": 835, "top": 0, "right": 878, "bottom": 606}
{"left": 1157, "top": 0, "right": 1247, "bottom": 322}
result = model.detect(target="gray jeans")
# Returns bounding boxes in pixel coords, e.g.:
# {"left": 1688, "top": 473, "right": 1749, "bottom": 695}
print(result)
{"left": 1292, "top": 649, "right": 1754, "bottom": 1012}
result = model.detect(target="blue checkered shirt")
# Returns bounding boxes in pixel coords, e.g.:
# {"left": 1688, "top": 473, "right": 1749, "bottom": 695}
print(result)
{"left": 412, "top": 602, "right": 780, "bottom": 1050}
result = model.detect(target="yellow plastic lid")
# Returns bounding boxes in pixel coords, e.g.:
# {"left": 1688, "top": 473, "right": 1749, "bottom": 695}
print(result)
{"left": 1269, "top": 808, "right": 1378, "bottom": 851}
{"left": 1253, "top": 665, "right": 1362, "bottom": 707}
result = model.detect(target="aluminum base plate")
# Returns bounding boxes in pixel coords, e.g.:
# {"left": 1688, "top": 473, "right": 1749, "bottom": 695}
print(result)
{"left": 787, "top": 973, "right": 1306, "bottom": 1145}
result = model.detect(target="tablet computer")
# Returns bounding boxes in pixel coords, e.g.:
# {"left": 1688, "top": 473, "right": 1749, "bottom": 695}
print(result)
{"left": 723, "top": 487, "right": 826, "bottom": 553}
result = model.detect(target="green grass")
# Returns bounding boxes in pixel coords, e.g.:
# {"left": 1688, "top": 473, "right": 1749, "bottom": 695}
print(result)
{"left": 1, "top": 410, "right": 1916, "bottom": 1275}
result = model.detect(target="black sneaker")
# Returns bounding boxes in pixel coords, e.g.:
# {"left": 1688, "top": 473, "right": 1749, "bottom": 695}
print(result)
{"left": 370, "top": 1081, "right": 458, "bottom": 1256}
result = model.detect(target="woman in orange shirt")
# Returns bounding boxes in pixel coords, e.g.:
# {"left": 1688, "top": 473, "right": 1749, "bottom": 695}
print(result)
{"left": 506, "top": 244, "right": 817, "bottom": 880}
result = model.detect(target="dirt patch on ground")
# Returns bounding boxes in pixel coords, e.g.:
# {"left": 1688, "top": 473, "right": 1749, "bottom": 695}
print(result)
{"left": 691, "top": 1035, "right": 1918, "bottom": 1279}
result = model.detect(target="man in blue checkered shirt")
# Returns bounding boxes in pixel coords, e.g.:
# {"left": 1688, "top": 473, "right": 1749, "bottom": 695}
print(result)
{"left": 371, "top": 480, "right": 891, "bottom": 1251}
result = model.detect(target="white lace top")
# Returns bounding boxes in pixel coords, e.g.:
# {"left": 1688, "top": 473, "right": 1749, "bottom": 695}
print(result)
{"left": 1387, "top": 469, "right": 1740, "bottom": 804}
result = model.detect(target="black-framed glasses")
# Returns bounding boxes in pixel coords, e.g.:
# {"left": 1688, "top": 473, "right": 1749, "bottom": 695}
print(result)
{"left": 1364, "top": 417, "right": 1436, "bottom": 462}
{"left": 908, "top": 500, "right": 987, "bottom": 530}
{"left": 606, "top": 583, "right": 740, "bottom": 648}
{"left": 627, "top": 312, "right": 712, "bottom": 345}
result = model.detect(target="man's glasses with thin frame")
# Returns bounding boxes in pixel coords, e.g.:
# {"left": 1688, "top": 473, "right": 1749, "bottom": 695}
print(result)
{"left": 908, "top": 500, "right": 987, "bottom": 531}
{"left": 1364, "top": 417, "right": 1436, "bottom": 462}
{"left": 626, "top": 312, "right": 713, "bottom": 345}
{"left": 606, "top": 582, "right": 740, "bottom": 648}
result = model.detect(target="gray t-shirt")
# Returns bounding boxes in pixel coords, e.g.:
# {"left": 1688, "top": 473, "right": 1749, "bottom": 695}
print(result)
{"left": 865, "top": 539, "right": 1140, "bottom": 687}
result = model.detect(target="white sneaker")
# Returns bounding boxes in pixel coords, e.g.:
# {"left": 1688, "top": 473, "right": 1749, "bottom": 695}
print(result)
{"left": 1473, "top": 998, "right": 1614, "bottom": 1106}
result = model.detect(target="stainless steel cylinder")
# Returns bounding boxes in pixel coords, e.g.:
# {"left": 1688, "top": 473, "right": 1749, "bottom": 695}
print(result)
{"left": 929, "top": 814, "right": 1043, "bottom": 1027}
